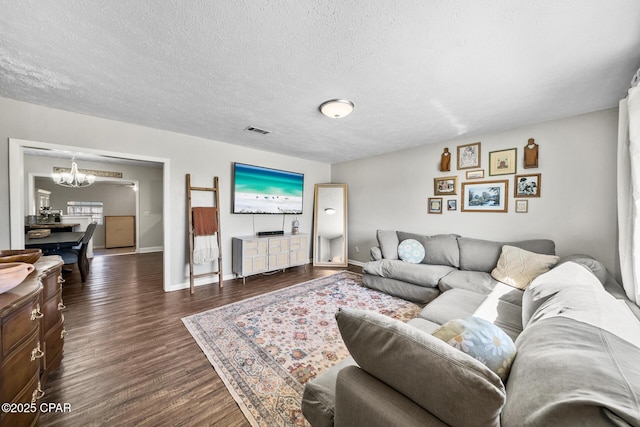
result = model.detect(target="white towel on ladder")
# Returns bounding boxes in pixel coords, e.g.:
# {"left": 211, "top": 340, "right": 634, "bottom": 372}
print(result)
{"left": 193, "top": 233, "right": 219, "bottom": 264}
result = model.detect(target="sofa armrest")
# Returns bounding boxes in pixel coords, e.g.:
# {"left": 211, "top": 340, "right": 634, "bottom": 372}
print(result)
{"left": 370, "top": 246, "right": 382, "bottom": 261}
{"left": 335, "top": 365, "right": 448, "bottom": 427}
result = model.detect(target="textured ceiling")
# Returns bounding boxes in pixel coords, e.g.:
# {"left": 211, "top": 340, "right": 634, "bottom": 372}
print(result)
{"left": 1, "top": 1, "right": 639, "bottom": 164}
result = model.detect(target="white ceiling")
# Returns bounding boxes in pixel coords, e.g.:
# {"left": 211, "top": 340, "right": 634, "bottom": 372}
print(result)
{"left": 1, "top": 1, "right": 639, "bottom": 164}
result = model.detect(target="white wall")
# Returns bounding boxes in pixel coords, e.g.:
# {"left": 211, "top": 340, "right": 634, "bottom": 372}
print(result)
{"left": 333, "top": 108, "right": 620, "bottom": 276}
{"left": 0, "top": 96, "right": 620, "bottom": 284}
{"left": 0, "top": 96, "right": 331, "bottom": 290}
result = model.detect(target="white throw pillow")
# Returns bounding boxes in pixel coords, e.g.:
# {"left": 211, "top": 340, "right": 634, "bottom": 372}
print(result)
{"left": 491, "top": 245, "right": 559, "bottom": 289}
{"left": 431, "top": 316, "right": 516, "bottom": 382}
{"left": 397, "top": 239, "right": 425, "bottom": 263}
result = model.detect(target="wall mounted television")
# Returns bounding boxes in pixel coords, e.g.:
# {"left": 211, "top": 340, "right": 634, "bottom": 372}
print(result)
{"left": 232, "top": 162, "right": 304, "bottom": 214}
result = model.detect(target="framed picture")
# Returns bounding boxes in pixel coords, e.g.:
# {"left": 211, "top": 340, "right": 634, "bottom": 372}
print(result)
{"left": 489, "top": 148, "right": 517, "bottom": 176}
{"left": 465, "top": 169, "right": 484, "bottom": 180}
{"left": 434, "top": 176, "right": 458, "bottom": 195}
{"left": 447, "top": 199, "right": 457, "bottom": 211}
{"left": 514, "top": 173, "right": 541, "bottom": 197}
{"left": 428, "top": 197, "right": 443, "bottom": 214}
{"left": 457, "top": 142, "right": 481, "bottom": 170}
{"left": 515, "top": 199, "right": 528, "bottom": 213}
{"left": 461, "top": 180, "right": 509, "bottom": 212}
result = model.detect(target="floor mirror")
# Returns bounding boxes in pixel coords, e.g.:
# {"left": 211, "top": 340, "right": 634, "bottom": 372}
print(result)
{"left": 313, "top": 183, "right": 348, "bottom": 267}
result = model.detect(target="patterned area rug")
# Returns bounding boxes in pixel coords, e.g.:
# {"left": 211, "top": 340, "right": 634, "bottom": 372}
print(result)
{"left": 182, "top": 271, "right": 422, "bottom": 427}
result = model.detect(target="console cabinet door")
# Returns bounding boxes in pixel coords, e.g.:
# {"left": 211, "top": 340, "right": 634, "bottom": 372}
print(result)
{"left": 289, "top": 235, "right": 308, "bottom": 266}
{"left": 268, "top": 237, "right": 289, "bottom": 270}
{"left": 233, "top": 238, "right": 268, "bottom": 276}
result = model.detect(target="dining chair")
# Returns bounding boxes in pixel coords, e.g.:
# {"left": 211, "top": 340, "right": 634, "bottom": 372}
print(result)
{"left": 52, "top": 221, "right": 97, "bottom": 283}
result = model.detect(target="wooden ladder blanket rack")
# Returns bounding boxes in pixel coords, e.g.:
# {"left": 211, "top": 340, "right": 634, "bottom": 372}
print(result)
{"left": 187, "top": 174, "right": 223, "bottom": 294}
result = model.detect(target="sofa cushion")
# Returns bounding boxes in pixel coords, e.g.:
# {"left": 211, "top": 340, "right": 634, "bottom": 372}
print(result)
{"left": 505, "top": 262, "right": 640, "bottom": 425}
{"left": 407, "top": 317, "right": 442, "bottom": 334}
{"left": 397, "top": 239, "right": 425, "bottom": 263}
{"left": 432, "top": 317, "right": 516, "bottom": 382}
{"left": 490, "top": 245, "right": 559, "bottom": 289}
{"left": 335, "top": 366, "right": 449, "bottom": 427}
{"left": 471, "top": 283, "right": 524, "bottom": 340}
{"left": 335, "top": 308, "right": 506, "bottom": 427}
{"left": 369, "top": 245, "right": 382, "bottom": 261}
{"left": 397, "top": 232, "right": 460, "bottom": 267}
{"left": 362, "top": 274, "right": 441, "bottom": 304}
{"left": 301, "top": 356, "right": 357, "bottom": 427}
{"left": 556, "top": 253, "right": 609, "bottom": 284}
{"left": 438, "top": 270, "right": 498, "bottom": 295}
{"left": 523, "top": 262, "right": 640, "bottom": 346}
{"left": 503, "top": 317, "right": 640, "bottom": 427}
{"left": 421, "top": 286, "right": 524, "bottom": 341}
{"left": 521, "top": 264, "right": 577, "bottom": 328}
{"left": 458, "top": 237, "right": 555, "bottom": 273}
{"left": 376, "top": 229, "right": 399, "bottom": 260}
{"left": 419, "top": 288, "right": 486, "bottom": 324}
{"left": 363, "top": 259, "right": 455, "bottom": 288}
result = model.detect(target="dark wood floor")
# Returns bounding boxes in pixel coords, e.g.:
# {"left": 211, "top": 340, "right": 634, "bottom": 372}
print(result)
{"left": 39, "top": 253, "right": 361, "bottom": 426}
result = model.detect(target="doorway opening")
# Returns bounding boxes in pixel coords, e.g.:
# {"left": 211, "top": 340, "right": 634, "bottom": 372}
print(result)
{"left": 9, "top": 138, "right": 171, "bottom": 290}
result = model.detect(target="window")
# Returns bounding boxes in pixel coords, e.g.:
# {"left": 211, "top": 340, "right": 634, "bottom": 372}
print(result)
{"left": 67, "top": 201, "right": 104, "bottom": 225}
{"left": 37, "top": 189, "right": 51, "bottom": 210}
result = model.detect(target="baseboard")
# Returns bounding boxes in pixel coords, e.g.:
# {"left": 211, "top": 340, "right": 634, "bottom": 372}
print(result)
{"left": 165, "top": 272, "right": 236, "bottom": 292}
{"left": 348, "top": 259, "right": 365, "bottom": 267}
{"left": 138, "top": 246, "right": 163, "bottom": 254}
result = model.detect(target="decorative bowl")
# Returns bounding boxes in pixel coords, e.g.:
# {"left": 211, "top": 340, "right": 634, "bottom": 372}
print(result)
{"left": 0, "top": 262, "right": 36, "bottom": 294}
{"left": 0, "top": 249, "right": 42, "bottom": 264}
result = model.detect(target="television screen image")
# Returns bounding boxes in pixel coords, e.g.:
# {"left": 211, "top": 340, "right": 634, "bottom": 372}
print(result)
{"left": 233, "top": 163, "right": 304, "bottom": 214}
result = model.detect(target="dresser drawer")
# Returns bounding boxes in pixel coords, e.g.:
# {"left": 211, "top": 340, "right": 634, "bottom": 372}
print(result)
{"left": 0, "top": 331, "right": 40, "bottom": 404}
{"left": 40, "top": 268, "right": 61, "bottom": 301}
{"left": 42, "top": 319, "right": 64, "bottom": 374}
{"left": 1, "top": 295, "right": 41, "bottom": 358}
{"left": 41, "top": 289, "right": 63, "bottom": 334}
{"left": 0, "top": 372, "right": 41, "bottom": 427}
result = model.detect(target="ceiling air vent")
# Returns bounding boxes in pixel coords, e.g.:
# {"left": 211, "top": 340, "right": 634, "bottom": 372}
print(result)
{"left": 244, "top": 126, "right": 270, "bottom": 135}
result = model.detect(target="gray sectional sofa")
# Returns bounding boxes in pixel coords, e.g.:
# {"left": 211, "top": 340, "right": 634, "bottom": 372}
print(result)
{"left": 302, "top": 230, "right": 640, "bottom": 427}
{"left": 362, "top": 230, "right": 557, "bottom": 305}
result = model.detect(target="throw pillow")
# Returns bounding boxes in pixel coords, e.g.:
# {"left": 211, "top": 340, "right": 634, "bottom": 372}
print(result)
{"left": 431, "top": 317, "right": 516, "bottom": 382}
{"left": 491, "top": 245, "right": 559, "bottom": 289}
{"left": 335, "top": 308, "right": 506, "bottom": 427}
{"left": 397, "top": 239, "right": 425, "bottom": 263}
{"left": 397, "top": 232, "right": 460, "bottom": 267}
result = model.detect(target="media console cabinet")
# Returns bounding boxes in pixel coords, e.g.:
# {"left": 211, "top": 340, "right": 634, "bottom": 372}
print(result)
{"left": 0, "top": 256, "right": 65, "bottom": 427}
{"left": 232, "top": 233, "right": 309, "bottom": 284}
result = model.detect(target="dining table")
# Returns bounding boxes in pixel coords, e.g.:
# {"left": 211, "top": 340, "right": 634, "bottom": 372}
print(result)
{"left": 25, "top": 231, "right": 88, "bottom": 281}
{"left": 25, "top": 231, "right": 85, "bottom": 252}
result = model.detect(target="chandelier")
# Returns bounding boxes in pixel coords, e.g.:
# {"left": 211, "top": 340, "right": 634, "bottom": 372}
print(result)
{"left": 52, "top": 158, "right": 96, "bottom": 188}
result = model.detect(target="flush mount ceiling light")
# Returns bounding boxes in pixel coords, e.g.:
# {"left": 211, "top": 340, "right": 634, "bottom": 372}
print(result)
{"left": 319, "top": 99, "right": 354, "bottom": 119}
{"left": 325, "top": 208, "right": 336, "bottom": 215}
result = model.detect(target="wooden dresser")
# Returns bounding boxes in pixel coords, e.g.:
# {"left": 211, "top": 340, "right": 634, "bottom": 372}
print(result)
{"left": 0, "top": 256, "right": 65, "bottom": 427}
